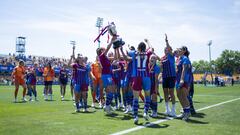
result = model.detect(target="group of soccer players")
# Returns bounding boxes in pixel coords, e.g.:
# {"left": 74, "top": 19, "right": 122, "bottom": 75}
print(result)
{"left": 12, "top": 34, "right": 196, "bottom": 124}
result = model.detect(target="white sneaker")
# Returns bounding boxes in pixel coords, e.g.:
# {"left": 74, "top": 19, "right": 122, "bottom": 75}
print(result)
{"left": 29, "top": 97, "right": 32, "bottom": 101}
{"left": 91, "top": 103, "right": 95, "bottom": 108}
{"left": 143, "top": 113, "right": 150, "bottom": 121}
{"left": 134, "top": 116, "right": 139, "bottom": 124}
{"left": 61, "top": 97, "right": 64, "bottom": 101}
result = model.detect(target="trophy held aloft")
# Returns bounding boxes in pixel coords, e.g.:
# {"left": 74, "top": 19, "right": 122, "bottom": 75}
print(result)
{"left": 108, "top": 22, "right": 125, "bottom": 49}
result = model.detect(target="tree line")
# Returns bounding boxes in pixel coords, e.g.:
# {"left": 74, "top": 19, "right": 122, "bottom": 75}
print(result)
{"left": 192, "top": 50, "right": 240, "bottom": 75}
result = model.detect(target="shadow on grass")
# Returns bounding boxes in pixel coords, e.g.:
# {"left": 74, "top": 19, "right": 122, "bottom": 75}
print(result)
{"left": 71, "top": 110, "right": 96, "bottom": 114}
{"left": 146, "top": 123, "right": 169, "bottom": 129}
{"left": 105, "top": 112, "right": 119, "bottom": 117}
{"left": 187, "top": 119, "right": 209, "bottom": 124}
{"left": 61, "top": 99, "right": 72, "bottom": 101}
{"left": 13, "top": 101, "right": 27, "bottom": 103}
{"left": 191, "top": 112, "right": 206, "bottom": 118}
{"left": 44, "top": 100, "right": 56, "bottom": 102}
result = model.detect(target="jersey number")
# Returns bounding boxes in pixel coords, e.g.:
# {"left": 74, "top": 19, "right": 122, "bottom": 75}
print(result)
{"left": 136, "top": 55, "right": 147, "bottom": 68}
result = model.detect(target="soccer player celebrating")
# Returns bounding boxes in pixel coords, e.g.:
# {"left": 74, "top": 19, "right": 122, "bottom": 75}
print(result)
{"left": 71, "top": 55, "right": 95, "bottom": 112}
{"left": 59, "top": 63, "right": 68, "bottom": 101}
{"left": 122, "top": 46, "right": 135, "bottom": 114}
{"left": 175, "top": 46, "right": 192, "bottom": 121}
{"left": 12, "top": 60, "right": 27, "bottom": 102}
{"left": 91, "top": 56, "right": 104, "bottom": 108}
{"left": 160, "top": 34, "right": 177, "bottom": 117}
{"left": 43, "top": 62, "right": 55, "bottom": 101}
{"left": 26, "top": 63, "right": 38, "bottom": 101}
{"left": 96, "top": 36, "right": 116, "bottom": 114}
{"left": 148, "top": 54, "right": 161, "bottom": 118}
{"left": 120, "top": 42, "right": 152, "bottom": 124}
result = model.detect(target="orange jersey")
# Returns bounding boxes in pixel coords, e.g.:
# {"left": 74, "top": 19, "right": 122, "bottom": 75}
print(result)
{"left": 91, "top": 62, "right": 102, "bottom": 79}
{"left": 12, "top": 66, "right": 25, "bottom": 80}
{"left": 43, "top": 67, "right": 55, "bottom": 81}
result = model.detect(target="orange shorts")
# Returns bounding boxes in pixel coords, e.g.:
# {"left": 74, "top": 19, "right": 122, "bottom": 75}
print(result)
{"left": 93, "top": 77, "right": 103, "bottom": 86}
{"left": 15, "top": 79, "right": 25, "bottom": 85}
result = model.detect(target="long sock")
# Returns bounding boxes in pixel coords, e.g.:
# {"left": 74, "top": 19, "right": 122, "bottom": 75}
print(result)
{"left": 118, "top": 89, "right": 122, "bottom": 104}
{"left": 152, "top": 101, "right": 158, "bottom": 113}
{"left": 84, "top": 100, "right": 87, "bottom": 109}
{"left": 129, "top": 91, "right": 133, "bottom": 106}
{"left": 33, "top": 89, "right": 37, "bottom": 98}
{"left": 165, "top": 102, "right": 170, "bottom": 112}
{"left": 75, "top": 101, "right": 80, "bottom": 110}
{"left": 139, "top": 92, "right": 145, "bottom": 102}
{"left": 106, "top": 92, "right": 113, "bottom": 106}
{"left": 187, "top": 95, "right": 193, "bottom": 108}
{"left": 92, "top": 91, "right": 96, "bottom": 102}
{"left": 144, "top": 96, "right": 150, "bottom": 114}
{"left": 133, "top": 98, "right": 139, "bottom": 118}
{"left": 123, "top": 92, "right": 127, "bottom": 107}
{"left": 28, "top": 88, "right": 32, "bottom": 97}
{"left": 114, "top": 93, "right": 118, "bottom": 107}
{"left": 183, "top": 106, "right": 190, "bottom": 113}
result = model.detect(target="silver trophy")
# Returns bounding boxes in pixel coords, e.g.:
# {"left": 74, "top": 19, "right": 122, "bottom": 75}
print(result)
{"left": 108, "top": 22, "right": 125, "bottom": 49}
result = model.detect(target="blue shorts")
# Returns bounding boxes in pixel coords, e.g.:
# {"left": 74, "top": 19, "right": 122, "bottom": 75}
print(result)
{"left": 101, "top": 74, "right": 113, "bottom": 88}
{"left": 132, "top": 76, "right": 151, "bottom": 91}
{"left": 74, "top": 84, "right": 88, "bottom": 92}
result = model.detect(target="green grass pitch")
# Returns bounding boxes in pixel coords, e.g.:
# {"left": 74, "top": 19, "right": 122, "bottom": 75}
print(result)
{"left": 0, "top": 84, "right": 240, "bottom": 135}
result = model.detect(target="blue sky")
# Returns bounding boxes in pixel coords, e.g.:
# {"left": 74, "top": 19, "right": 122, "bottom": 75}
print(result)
{"left": 0, "top": 0, "right": 239, "bottom": 61}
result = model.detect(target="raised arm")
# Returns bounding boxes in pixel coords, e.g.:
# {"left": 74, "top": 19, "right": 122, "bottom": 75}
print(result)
{"left": 120, "top": 47, "right": 132, "bottom": 61}
{"left": 165, "top": 34, "right": 173, "bottom": 55}
{"left": 103, "top": 36, "right": 117, "bottom": 56}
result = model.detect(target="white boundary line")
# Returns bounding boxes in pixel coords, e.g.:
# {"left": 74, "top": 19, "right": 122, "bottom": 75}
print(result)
{"left": 110, "top": 97, "right": 240, "bottom": 135}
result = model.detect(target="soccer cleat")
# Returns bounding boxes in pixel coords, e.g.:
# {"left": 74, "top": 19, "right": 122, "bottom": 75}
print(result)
{"left": 49, "top": 95, "right": 53, "bottom": 101}
{"left": 61, "top": 97, "right": 64, "bottom": 101}
{"left": 159, "top": 97, "right": 164, "bottom": 103}
{"left": 13, "top": 98, "right": 17, "bottom": 103}
{"left": 150, "top": 112, "right": 158, "bottom": 118}
{"left": 143, "top": 113, "right": 150, "bottom": 121}
{"left": 44, "top": 95, "right": 48, "bottom": 101}
{"left": 29, "top": 97, "right": 32, "bottom": 101}
{"left": 118, "top": 103, "right": 123, "bottom": 108}
{"left": 164, "top": 110, "right": 171, "bottom": 116}
{"left": 99, "top": 103, "right": 103, "bottom": 109}
{"left": 105, "top": 105, "right": 112, "bottom": 114}
{"left": 75, "top": 109, "right": 80, "bottom": 113}
{"left": 22, "top": 97, "right": 27, "bottom": 102}
{"left": 169, "top": 110, "right": 177, "bottom": 118}
{"left": 134, "top": 116, "right": 139, "bottom": 124}
{"left": 83, "top": 108, "right": 88, "bottom": 112}
{"left": 182, "top": 112, "right": 191, "bottom": 121}
{"left": 91, "top": 103, "right": 95, "bottom": 108}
